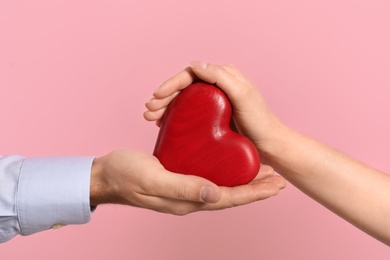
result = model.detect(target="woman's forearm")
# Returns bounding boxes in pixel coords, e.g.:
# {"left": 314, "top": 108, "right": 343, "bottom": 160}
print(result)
{"left": 267, "top": 125, "right": 390, "bottom": 245}
{"left": 146, "top": 62, "right": 390, "bottom": 245}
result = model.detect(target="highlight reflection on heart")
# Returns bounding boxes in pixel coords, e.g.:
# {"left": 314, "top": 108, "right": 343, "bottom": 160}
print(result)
{"left": 153, "top": 82, "right": 260, "bottom": 187}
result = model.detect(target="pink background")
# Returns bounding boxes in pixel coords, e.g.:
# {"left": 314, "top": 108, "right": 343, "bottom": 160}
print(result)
{"left": 1, "top": 0, "right": 390, "bottom": 259}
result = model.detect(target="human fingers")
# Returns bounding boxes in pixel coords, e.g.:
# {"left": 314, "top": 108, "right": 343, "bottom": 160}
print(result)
{"left": 250, "top": 174, "right": 287, "bottom": 189}
{"left": 143, "top": 107, "right": 167, "bottom": 121}
{"left": 221, "top": 63, "right": 253, "bottom": 85}
{"left": 258, "top": 164, "right": 276, "bottom": 177}
{"left": 143, "top": 91, "right": 179, "bottom": 122}
{"left": 144, "top": 67, "right": 196, "bottom": 122}
{"left": 132, "top": 175, "right": 284, "bottom": 215}
{"left": 153, "top": 67, "right": 197, "bottom": 99}
{"left": 139, "top": 168, "right": 222, "bottom": 203}
{"left": 249, "top": 164, "right": 287, "bottom": 190}
{"left": 203, "top": 178, "right": 284, "bottom": 210}
{"left": 190, "top": 61, "right": 250, "bottom": 104}
{"left": 145, "top": 91, "right": 180, "bottom": 111}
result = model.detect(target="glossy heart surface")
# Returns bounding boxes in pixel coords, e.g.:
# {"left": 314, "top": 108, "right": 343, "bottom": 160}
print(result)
{"left": 153, "top": 82, "right": 260, "bottom": 187}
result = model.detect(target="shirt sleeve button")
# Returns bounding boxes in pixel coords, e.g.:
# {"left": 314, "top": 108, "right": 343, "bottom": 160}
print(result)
{"left": 51, "top": 224, "right": 65, "bottom": 229}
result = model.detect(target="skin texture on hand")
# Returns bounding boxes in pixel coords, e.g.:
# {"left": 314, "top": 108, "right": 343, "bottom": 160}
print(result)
{"left": 90, "top": 149, "right": 286, "bottom": 216}
{"left": 144, "top": 63, "right": 286, "bottom": 164}
{"left": 144, "top": 62, "right": 390, "bottom": 245}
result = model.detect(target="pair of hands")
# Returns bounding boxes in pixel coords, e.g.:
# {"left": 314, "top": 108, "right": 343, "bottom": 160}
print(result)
{"left": 90, "top": 62, "right": 286, "bottom": 215}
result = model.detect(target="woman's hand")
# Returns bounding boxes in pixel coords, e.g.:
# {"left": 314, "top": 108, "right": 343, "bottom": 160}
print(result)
{"left": 144, "top": 62, "right": 288, "bottom": 159}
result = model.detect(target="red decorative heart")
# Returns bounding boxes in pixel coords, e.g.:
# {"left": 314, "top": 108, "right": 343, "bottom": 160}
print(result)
{"left": 153, "top": 82, "right": 260, "bottom": 187}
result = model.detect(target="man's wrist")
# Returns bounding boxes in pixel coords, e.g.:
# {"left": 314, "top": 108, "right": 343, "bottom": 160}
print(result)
{"left": 90, "top": 157, "right": 106, "bottom": 206}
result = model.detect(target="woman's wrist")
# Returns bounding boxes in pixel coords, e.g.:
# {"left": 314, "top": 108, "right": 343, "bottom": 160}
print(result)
{"left": 257, "top": 118, "right": 297, "bottom": 166}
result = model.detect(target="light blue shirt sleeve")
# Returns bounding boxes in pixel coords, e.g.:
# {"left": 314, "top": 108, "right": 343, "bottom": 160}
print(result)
{"left": 0, "top": 155, "right": 94, "bottom": 243}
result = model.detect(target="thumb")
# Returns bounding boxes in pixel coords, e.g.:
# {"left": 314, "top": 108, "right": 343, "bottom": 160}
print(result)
{"left": 152, "top": 169, "right": 222, "bottom": 203}
{"left": 190, "top": 61, "right": 243, "bottom": 102}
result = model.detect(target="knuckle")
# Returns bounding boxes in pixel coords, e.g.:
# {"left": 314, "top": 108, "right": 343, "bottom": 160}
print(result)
{"left": 228, "top": 193, "right": 241, "bottom": 208}
{"left": 139, "top": 179, "right": 154, "bottom": 194}
{"left": 175, "top": 185, "right": 192, "bottom": 201}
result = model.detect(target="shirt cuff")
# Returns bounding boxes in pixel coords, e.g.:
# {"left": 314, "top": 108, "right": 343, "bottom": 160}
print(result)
{"left": 17, "top": 156, "right": 94, "bottom": 236}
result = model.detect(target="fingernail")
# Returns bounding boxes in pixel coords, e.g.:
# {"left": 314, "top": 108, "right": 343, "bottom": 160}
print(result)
{"left": 201, "top": 185, "right": 219, "bottom": 203}
{"left": 191, "top": 61, "right": 208, "bottom": 70}
{"left": 153, "top": 88, "right": 159, "bottom": 95}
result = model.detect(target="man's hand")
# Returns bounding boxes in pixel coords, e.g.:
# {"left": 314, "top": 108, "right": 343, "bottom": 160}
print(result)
{"left": 90, "top": 150, "right": 285, "bottom": 215}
